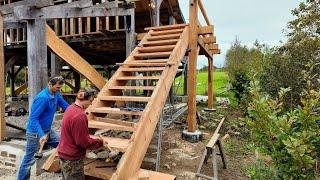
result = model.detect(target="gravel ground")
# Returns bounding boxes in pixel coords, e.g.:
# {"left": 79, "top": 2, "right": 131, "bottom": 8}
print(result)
{"left": 0, "top": 168, "right": 62, "bottom": 180}
{"left": 1, "top": 113, "right": 64, "bottom": 179}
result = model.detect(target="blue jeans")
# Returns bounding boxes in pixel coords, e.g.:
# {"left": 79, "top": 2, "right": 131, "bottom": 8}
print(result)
{"left": 17, "top": 130, "right": 60, "bottom": 180}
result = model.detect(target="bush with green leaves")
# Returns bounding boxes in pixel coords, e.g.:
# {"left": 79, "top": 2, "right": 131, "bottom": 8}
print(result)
{"left": 246, "top": 78, "right": 320, "bottom": 179}
{"left": 258, "top": 0, "right": 320, "bottom": 109}
{"left": 225, "top": 39, "right": 265, "bottom": 106}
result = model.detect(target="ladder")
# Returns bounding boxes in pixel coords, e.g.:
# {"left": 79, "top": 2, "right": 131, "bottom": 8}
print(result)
{"left": 86, "top": 24, "right": 189, "bottom": 179}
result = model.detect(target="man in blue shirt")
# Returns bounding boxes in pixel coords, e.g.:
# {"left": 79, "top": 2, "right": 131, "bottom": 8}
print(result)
{"left": 18, "top": 76, "right": 69, "bottom": 180}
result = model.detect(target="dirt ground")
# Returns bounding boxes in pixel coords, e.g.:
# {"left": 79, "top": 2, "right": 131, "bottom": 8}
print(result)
{"left": 0, "top": 102, "right": 253, "bottom": 180}
{"left": 158, "top": 104, "right": 254, "bottom": 180}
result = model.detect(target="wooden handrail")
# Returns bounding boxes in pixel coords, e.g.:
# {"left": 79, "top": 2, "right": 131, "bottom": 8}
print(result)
{"left": 198, "top": 0, "right": 211, "bottom": 26}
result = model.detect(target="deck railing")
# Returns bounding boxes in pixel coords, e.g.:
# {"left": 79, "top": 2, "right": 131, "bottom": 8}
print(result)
{"left": 2, "top": 0, "right": 131, "bottom": 46}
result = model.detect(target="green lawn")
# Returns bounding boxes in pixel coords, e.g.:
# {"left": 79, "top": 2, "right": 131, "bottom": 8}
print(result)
{"left": 173, "top": 70, "right": 229, "bottom": 97}
{"left": 6, "top": 71, "right": 230, "bottom": 98}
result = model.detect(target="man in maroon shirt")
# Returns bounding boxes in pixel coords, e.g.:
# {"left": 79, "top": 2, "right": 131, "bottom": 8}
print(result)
{"left": 58, "top": 89, "right": 106, "bottom": 179}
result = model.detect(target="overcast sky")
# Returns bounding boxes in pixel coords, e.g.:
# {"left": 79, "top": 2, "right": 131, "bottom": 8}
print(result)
{"left": 178, "top": 0, "right": 302, "bottom": 68}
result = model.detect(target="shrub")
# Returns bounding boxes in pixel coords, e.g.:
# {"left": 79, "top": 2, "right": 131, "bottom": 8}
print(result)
{"left": 246, "top": 78, "right": 320, "bottom": 179}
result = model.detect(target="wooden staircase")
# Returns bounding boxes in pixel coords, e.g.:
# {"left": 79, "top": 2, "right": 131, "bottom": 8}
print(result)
{"left": 86, "top": 24, "right": 189, "bottom": 179}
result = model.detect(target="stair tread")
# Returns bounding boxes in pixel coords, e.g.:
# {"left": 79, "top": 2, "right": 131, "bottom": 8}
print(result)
{"left": 94, "top": 117, "right": 137, "bottom": 127}
{"left": 138, "top": 45, "right": 175, "bottom": 53}
{"left": 120, "top": 62, "right": 169, "bottom": 67}
{"left": 100, "top": 96, "right": 151, "bottom": 102}
{"left": 90, "top": 135, "right": 130, "bottom": 152}
{"left": 117, "top": 76, "right": 161, "bottom": 80}
{"left": 108, "top": 86, "right": 155, "bottom": 90}
{"left": 145, "top": 24, "right": 187, "bottom": 31}
{"left": 133, "top": 59, "right": 168, "bottom": 63}
{"left": 147, "top": 34, "right": 181, "bottom": 41}
{"left": 91, "top": 107, "right": 143, "bottom": 116}
{"left": 143, "top": 39, "right": 178, "bottom": 46}
{"left": 150, "top": 29, "right": 184, "bottom": 36}
{"left": 134, "top": 52, "right": 171, "bottom": 59}
{"left": 120, "top": 67, "right": 165, "bottom": 72}
{"left": 88, "top": 120, "right": 136, "bottom": 132}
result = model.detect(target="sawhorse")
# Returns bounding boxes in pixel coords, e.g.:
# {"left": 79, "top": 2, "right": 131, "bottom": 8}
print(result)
{"left": 196, "top": 133, "right": 227, "bottom": 180}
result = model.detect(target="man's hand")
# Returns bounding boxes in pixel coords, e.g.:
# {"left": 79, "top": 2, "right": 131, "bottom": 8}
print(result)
{"left": 102, "top": 139, "right": 108, "bottom": 147}
{"left": 98, "top": 135, "right": 108, "bottom": 147}
{"left": 39, "top": 134, "right": 48, "bottom": 145}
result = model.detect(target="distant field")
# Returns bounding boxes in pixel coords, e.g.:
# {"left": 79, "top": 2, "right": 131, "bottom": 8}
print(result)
{"left": 173, "top": 71, "right": 229, "bottom": 97}
{"left": 6, "top": 71, "right": 230, "bottom": 98}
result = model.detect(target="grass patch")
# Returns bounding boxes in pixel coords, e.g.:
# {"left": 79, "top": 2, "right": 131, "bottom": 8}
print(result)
{"left": 173, "top": 70, "right": 230, "bottom": 97}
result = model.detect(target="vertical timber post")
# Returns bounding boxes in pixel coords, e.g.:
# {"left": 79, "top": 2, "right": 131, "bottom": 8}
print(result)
{"left": 50, "top": 53, "right": 61, "bottom": 77}
{"left": 126, "top": 8, "right": 136, "bottom": 107}
{"left": 27, "top": 17, "right": 48, "bottom": 109}
{"left": 126, "top": 8, "right": 135, "bottom": 57}
{"left": 10, "top": 65, "right": 15, "bottom": 96}
{"left": 207, "top": 57, "right": 213, "bottom": 109}
{"left": 184, "top": 59, "right": 188, "bottom": 96}
{"left": 187, "top": 0, "right": 199, "bottom": 132}
{"left": 74, "top": 72, "right": 80, "bottom": 92}
{"left": 0, "top": 14, "right": 6, "bottom": 140}
{"left": 182, "top": 0, "right": 202, "bottom": 143}
{"left": 151, "top": 0, "right": 162, "bottom": 27}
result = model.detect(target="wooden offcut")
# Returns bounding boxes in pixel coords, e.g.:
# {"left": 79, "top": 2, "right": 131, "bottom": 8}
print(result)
{"left": 42, "top": 149, "right": 58, "bottom": 171}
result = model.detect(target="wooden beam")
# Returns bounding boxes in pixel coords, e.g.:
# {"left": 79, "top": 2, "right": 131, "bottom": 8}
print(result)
{"left": 198, "top": 36, "right": 211, "bottom": 57}
{"left": 100, "top": 96, "right": 151, "bottom": 102}
{"left": 214, "top": 117, "right": 226, "bottom": 135}
{"left": 145, "top": 24, "right": 187, "bottom": 31}
{"left": 11, "top": 2, "right": 132, "bottom": 20}
{"left": 151, "top": 0, "right": 160, "bottom": 26}
{"left": 137, "top": 33, "right": 147, "bottom": 41}
{"left": 126, "top": 10, "right": 135, "bottom": 57}
{"left": 0, "top": 14, "right": 6, "bottom": 140}
{"left": 210, "top": 49, "right": 221, "bottom": 55}
{"left": 198, "top": 25, "right": 213, "bottom": 35}
{"left": 139, "top": 45, "right": 175, "bottom": 53}
{"left": 198, "top": 0, "right": 211, "bottom": 25}
{"left": 143, "top": 39, "right": 178, "bottom": 46}
{"left": 4, "top": 55, "right": 19, "bottom": 74}
{"left": 90, "top": 107, "right": 143, "bottom": 116}
{"left": 108, "top": 86, "right": 155, "bottom": 90}
{"left": 202, "top": 35, "right": 216, "bottom": 44}
{"left": 150, "top": 28, "right": 183, "bottom": 36}
{"left": 205, "top": 43, "right": 219, "bottom": 50}
{"left": 46, "top": 24, "right": 106, "bottom": 90}
{"left": 3, "top": 22, "right": 26, "bottom": 29}
{"left": 187, "top": 0, "right": 199, "bottom": 132}
{"left": 208, "top": 57, "right": 214, "bottom": 109}
{"left": 64, "top": 80, "right": 76, "bottom": 92}
{"left": 88, "top": 120, "right": 136, "bottom": 132}
{"left": 94, "top": 117, "right": 136, "bottom": 128}
{"left": 90, "top": 136, "right": 130, "bottom": 152}
{"left": 206, "top": 133, "right": 219, "bottom": 148}
{"left": 120, "top": 67, "right": 165, "bottom": 72}
{"left": 27, "top": 18, "right": 48, "bottom": 109}
{"left": 147, "top": 34, "right": 181, "bottom": 41}
{"left": 117, "top": 76, "right": 161, "bottom": 80}
{"left": 14, "top": 83, "right": 28, "bottom": 96}
{"left": 0, "top": 0, "right": 54, "bottom": 15}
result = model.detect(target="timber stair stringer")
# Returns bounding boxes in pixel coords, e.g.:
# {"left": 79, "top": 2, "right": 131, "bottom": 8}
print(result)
{"left": 85, "top": 24, "right": 189, "bottom": 180}
{"left": 111, "top": 25, "right": 189, "bottom": 179}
